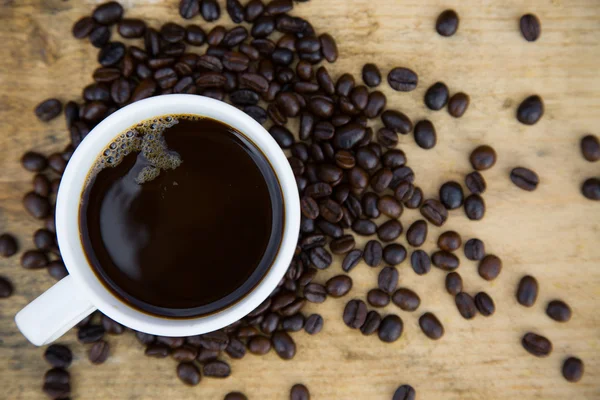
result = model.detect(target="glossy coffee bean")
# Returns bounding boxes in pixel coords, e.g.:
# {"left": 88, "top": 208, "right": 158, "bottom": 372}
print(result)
{"left": 517, "top": 95, "right": 544, "bottom": 125}
{"left": 464, "top": 194, "right": 485, "bottom": 220}
{"left": 520, "top": 14, "right": 541, "bottom": 42}
{"left": 474, "top": 292, "right": 495, "bottom": 316}
{"left": 546, "top": 300, "right": 572, "bottom": 322}
{"left": 413, "top": 120, "right": 436, "bottom": 149}
{"left": 406, "top": 220, "right": 427, "bottom": 247}
{"left": 387, "top": 67, "right": 418, "bottom": 92}
{"left": 439, "top": 181, "right": 464, "bottom": 209}
{"left": 455, "top": 292, "right": 477, "bottom": 319}
{"left": 432, "top": 251, "right": 459, "bottom": 271}
{"left": 424, "top": 82, "right": 449, "bottom": 110}
{"left": 522, "top": 332, "right": 552, "bottom": 357}
{"left": 448, "top": 92, "right": 469, "bottom": 117}
{"left": 465, "top": 171, "right": 486, "bottom": 194}
{"left": 392, "top": 288, "right": 420, "bottom": 311}
{"left": 464, "top": 238, "right": 485, "bottom": 260}
{"left": 478, "top": 254, "right": 502, "bottom": 280}
{"left": 367, "top": 289, "right": 390, "bottom": 308}
{"left": 580, "top": 135, "right": 600, "bottom": 162}
{"left": 510, "top": 167, "right": 539, "bottom": 191}
{"left": 383, "top": 244, "right": 407, "bottom": 266}
{"left": 516, "top": 275, "right": 539, "bottom": 307}
{"left": 436, "top": 9, "right": 459, "bottom": 37}
{"left": 445, "top": 272, "right": 462, "bottom": 295}
{"left": 411, "top": 250, "right": 431, "bottom": 275}
{"left": 419, "top": 312, "right": 444, "bottom": 340}
{"left": 420, "top": 199, "right": 448, "bottom": 226}
{"left": 343, "top": 299, "right": 368, "bottom": 329}
{"left": 470, "top": 145, "right": 497, "bottom": 170}
{"left": 562, "top": 357, "right": 584, "bottom": 383}
{"left": 378, "top": 314, "right": 403, "bottom": 343}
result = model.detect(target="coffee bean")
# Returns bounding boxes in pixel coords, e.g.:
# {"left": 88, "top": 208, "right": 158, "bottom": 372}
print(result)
{"left": 197, "top": 331, "right": 229, "bottom": 350}
{"left": 377, "top": 220, "right": 402, "bottom": 242}
{"left": 0, "top": 276, "right": 13, "bottom": 298}
{"left": 225, "top": 392, "right": 248, "bottom": 400}
{"left": 361, "top": 63, "right": 381, "bottom": 87}
{"left": 78, "top": 324, "right": 105, "bottom": 343}
{"left": 510, "top": 167, "right": 539, "bottom": 191}
{"left": 582, "top": 178, "right": 600, "bottom": 200}
{"left": 92, "top": 1, "right": 123, "bottom": 25}
{"left": 172, "top": 346, "right": 199, "bottom": 362}
{"left": 378, "top": 314, "right": 403, "bottom": 343}
{"left": 364, "top": 240, "right": 383, "bottom": 267}
{"left": 474, "top": 292, "right": 495, "bottom": 316}
{"left": 419, "top": 312, "right": 444, "bottom": 340}
{"left": 432, "top": 251, "right": 459, "bottom": 271}
{"left": 319, "top": 33, "right": 338, "bottom": 62}
{"left": 93, "top": 67, "right": 120, "bottom": 82}
{"left": 465, "top": 171, "right": 486, "bottom": 194}
{"left": 455, "top": 292, "right": 477, "bottom": 319}
{"left": 247, "top": 335, "right": 271, "bottom": 355}
{"left": 381, "top": 110, "right": 412, "bottom": 134}
{"left": 135, "top": 331, "right": 155, "bottom": 345}
{"left": 364, "top": 91, "right": 387, "bottom": 118}
{"left": 21, "top": 250, "right": 48, "bottom": 269}
{"left": 376, "top": 128, "right": 398, "bottom": 149}
{"left": 21, "top": 151, "right": 47, "bottom": 172}
{"left": 424, "top": 82, "right": 449, "bottom": 110}
{"left": 245, "top": 0, "right": 264, "bottom": 21}
{"left": 272, "top": 330, "right": 296, "bottom": 359}
{"left": 46, "top": 260, "right": 66, "bottom": 281}
{"left": 177, "top": 362, "right": 201, "bottom": 385}
{"left": 464, "top": 194, "right": 485, "bottom": 220}
{"left": 0, "top": 234, "right": 18, "bottom": 257}
{"left": 470, "top": 145, "right": 497, "bottom": 171}
{"left": 357, "top": 310, "right": 380, "bottom": 336}
{"left": 413, "top": 120, "right": 436, "bottom": 149}
{"left": 378, "top": 267, "right": 399, "bottom": 294}
{"left": 448, "top": 92, "right": 469, "bottom": 118}
{"left": 156, "top": 336, "right": 185, "bottom": 348}
{"left": 90, "top": 25, "right": 111, "bottom": 47}
{"left": 352, "top": 218, "right": 377, "bottom": 236}
{"left": 388, "top": 67, "right": 418, "bottom": 92}
{"left": 439, "top": 181, "right": 464, "bottom": 210}
{"left": 118, "top": 19, "right": 146, "bottom": 38}
{"left": 304, "top": 283, "right": 327, "bottom": 303}
{"left": 290, "top": 383, "right": 310, "bottom": 400}
{"left": 309, "top": 96, "right": 334, "bottom": 119}
{"left": 44, "top": 344, "right": 73, "bottom": 368}
{"left": 522, "top": 332, "right": 552, "bottom": 357}
{"left": 517, "top": 95, "right": 544, "bottom": 125}
{"left": 478, "top": 254, "right": 502, "bottom": 280}
{"left": 343, "top": 299, "right": 368, "bottom": 329}
{"left": 392, "top": 384, "right": 416, "bottom": 400}
{"left": 375, "top": 196, "right": 402, "bottom": 219}
{"left": 411, "top": 250, "right": 431, "bottom": 275}
{"left": 437, "top": 231, "right": 461, "bottom": 252}
{"left": 445, "top": 272, "right": 462, "bottom": 295}
{"left": 394, "top": 182, "right": 414, "bottom": 203}
{"left": 562, "top": 357, "right": 584, "bottom": 383}
{"left": 329, "top": 235, "right": 354, "bottom": 255}
{"left": 304, "top": 314, "right": 324, "bottom": 335}
{"left": 546, "top": 300, "right": 572, "bottom": 322}
{"left": 368, "top": 289, "right": 390, "bottom": 307}
{"left": 436, "top": 9, "right": 459, "bottom": 36}
{"left": 383, "top": 244, "right": 407, "bottom": 266}
{"left": 300, "top": 196, "right": 319, "bottom": 220}
{"left": 520, "top": 14, "right": 541, "bottom": 42}
{"left": 73, "top": 16, "right": 96, "bottom": 39}
{"left": 43, "top": 368, "right": 71, "bottom": 399}
{"left": 326, "top": 275, "right": 353, "bottom": 297}
{"left": 392, "top": 288, "right": 420, "bottom": 312}
{"left": 406, "top": 220, "right": 427, "bottom": 247}
{"left": 581, "top": 135, "right": 600, "bottom": 162}
{"left": 464, "top": 238, "right": 485, "bottom": 261}
{"left": 203, "top": 360, "right": 231, "bottom": 378}
{"left": 88, "top": 340, "right": 110, "bottom": 364}
{"left": 516, "top": 275, "right": 539, "bottom": 307}
{"left": 420, "top": 199, "right": 448, "bottom": 226}
{"left": 196, "top": 347, "right": 219, "bottom": 362}
{"left": 35, "top": 98, "right": 62, "bottom": 122}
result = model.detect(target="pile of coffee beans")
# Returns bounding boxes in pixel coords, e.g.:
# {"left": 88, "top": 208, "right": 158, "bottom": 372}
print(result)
{"left": 1, "top": 1, "right": 593, "bottom": 399}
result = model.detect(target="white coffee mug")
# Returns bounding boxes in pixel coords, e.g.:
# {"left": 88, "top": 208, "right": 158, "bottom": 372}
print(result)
{"left": 15, "top": 95, "right": 300, "bottom": 346}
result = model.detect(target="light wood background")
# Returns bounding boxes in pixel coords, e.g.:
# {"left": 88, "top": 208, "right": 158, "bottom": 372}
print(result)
{"left": 1, "top": 0, "right": 599, "bottom": 399}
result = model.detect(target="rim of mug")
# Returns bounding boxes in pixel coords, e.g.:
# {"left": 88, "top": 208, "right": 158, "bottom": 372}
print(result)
{"left": 55, "top": 94, "right": 300, "bottom": 336}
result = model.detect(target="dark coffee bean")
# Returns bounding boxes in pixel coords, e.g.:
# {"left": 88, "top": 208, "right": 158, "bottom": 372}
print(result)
{"left": 130, "top": 78, "right": 157, "bottom": 102}
{"left": 392, "top": 288, "right": 420, "bottom": 311}
{"left": 251, "top": 38, "right": 276, "bottom": 57}
{"left": 93, "top": 66, "right": 121, "bottom": 83}
{"left": 304, "top": 314, "right": 323, "bottom": 335}
{"left": 225, "top": 392, "right": 249, "bottom": 400}
{"left": 410, "top": 250, "right": 431, "bottom": 275}
{"left": 243, "top": 105, "right": 267, "bottom": 124}
{"left": 156, "top": 336, "right": 185, "bottom": 348}
{"left": 387, "top": 67, "right": 418, "bottom": 92}
{"left": 230, "top": 89, "right": 259, "bottom": 106}
{"left": 464, "top": 238, "right": 485, "bottom": 260}
{"left": 361, "top": 63, "right": 381, "bottom": 87}
{"left": 21, "top": 250, "right": 48, "bottom": 269}
{"left": 88, "top": 340, "right": 110, "bottom": 364}
{"left": 348, "top": 86, "right": 368, "bottom": 111}
{"left": 381, "top": 110, "right": 412, "bottom": 134}
{"left": 183, "top": 25, "right": 205, "bottom": 46}
{"left": 21, "top": 151, "right": 47, "bottom": 172}
{"left": 304, "top": 283, "right": 327, "bottom": 303}
{"left": 245, "top": 0, "right": 264, "bottom": 22}
{"left": 276, "top": 15, "right": 309, "bottom": 35}
{"left": 319, "top": 33, "right": 338, "bottom": 62}
{"left": 474, "top": 292, "right": 495, "bottom": 316}
{"left": 464, "top": 194, "right": 485, "bottom": 220}
{"left": 420, "top": 199, "right": 448, "bottom": 226}
{"left": 319, "top": 199, "right": 343, "bottom": 223}
{"left": 582, "top": 178, "right": 600, "bottom": 200}
{"left": 301, "top": 233, "right": 326, "bottom": 250}
{"left": 312, "top": 67, "right": 334, "bottom": 96}
{"left": 73, "top": 16, "right": 96, "bottom": 39}
{"left": 377, "top": 220, "right": 402, "bottom": 242}
{"left": 412, "top": 119, "right": 436, "bottom": 149}
{"left": 81, "top": 101, "right": 108, "bottom": 122}
{"left": 363, "top": 91, "right": 386, "bottom": 118}
{"left": 465, "top": 171, "right": 486, "bottom": 194}
{"left": 118, "top": 19, "right": 146, "bottom": 38}
{"left": 269, "top": 125, "right": 294, "bottom": 148}
{"left": 35, "top": 98, "right": 62, "bottom": 122}
{"left": 252, "top": 15, "right": 275, "bottom": 38}
{"left": 356, "top": 310, "right": 380, "bottom": 336}
{"left": 516, "top": 275, "right": 539, "bottom": 307}
{"left": 325, "top": 275, "right": 353, "bottom": 298}
{"left": 266, "top": 0, "right": 293, "bottom": 15}
{"left": 44, "top": 344, "right": 72, "bottom": 368}
{"left": 439, "top": 181, "right": 464, "bottom": 210}
{"left": 383, "top": 244, "right": 406, "bottom": 266}
{"left": 342, "top": 249, "right": 363, "bottom": 272}
{"left": 225, "top": 0, "right": 245, "bottom": 23}
{"left": 99, "top": 314, "right": 123, "bottom": 335}
{"left": 47, "top": 261, "right": 68, "bottom": 281}
{"left": 546, "top": 300, "right": 572, "bottom": 322}
{"left": 333, "top": 150, "right": 355, "bottom": 170}
{"left": 83, "top": 82, "right": 110, "bottom": 102}
{"left": 445, "top": 272, "right": 462, "bottom": 295}
{"left": 517, "top": 95, "right": 544, "bottom": 125}
{"left": 470, "top": 145, "right": 497, "bottom": 170}
{"left": 200, "top": 0, "right": 220, "bottom": 21}
{"left": 390, "top": 166, "right": 414, "bottom": 188}
{"left": 176, "top": 362, "right": 201, "bottom": 385}
{"left": 455, "top": 292, "right": 477, "bottom": 319}
{"left": 308, "top": 96, "right": 334, "bottom": 119}
{"left": 0, "top": 234, "right": 17, "bottom": 258}
{"left": 329, "top": 235, "right": 355, "bottom": 255}
{"left": 296, "top": 62, "right": 314, "bottom": 82}
{"left": 363, "top": 240, "right": 383, "bottom": 267}
{"left": 135, "top": 331, "right": 155, "bottom": 345}
{"left": 240, "top": 72, "right": 270, "bottom": 93}
{"left": 404, "top": 187, "right": 422, "bottom": 208}
{"left": 159, "top": 22, "right": 185, "bottom": 44}
{"left": 393, "top": 384, "right": 416, "bottom": 400}
{"left": 197, "top": 331, "right": 229, "bottom": 351}
{"left": 260, "top": 312, "right": 279, "bottom": 334}
{"left": 246, "top": 335, "right": 270, "bottom": 355}
{"left": 520, "top": 14, "right": 541, "bottom": 42}
{"left": 436, "top": 9, "right": 459, "bottom": 36}
{"left": 522, "top": 332, "right": 552, "bottom": 357}
{"left": 204, "top": 360, "right": 231, "bottom": 378}
{"left": 271, "top": 292, "right": 296, "bottom": 313}
{"left": 510, "top": 167, "right": 539, "bottom": 191}
{"left": 378, "top": 314, "right": 403, "bottom": 343}
{"left": 375, "top": 128, "right": 397, "bottom": 149}
{"left": 394, "top": 181, "right": 414, "bottom": 203}
{"left": 172, "top": 346, "right": 199, "bottom": 362}
{"left": 343, "top": 299, "right": 368, "bottom": 329}
{"left": 32, "top": 174, "right": 50, "bottom": 196}
{"left": 424, "top": 82, "right": 449, "bottom": 110}
{"left": 313, "top": 121, "right": 335, "bottom": 140}
{"left": 43, "top": 368, "right": 71, "bottom": 399}
{"left": 309, "top": 247, "right": 332, "bottom": 270}
{"left": 90, "top": 25, "right": 111, "bottom": 48}
{"left": 206, "top": 26, "right": 226, "bottom": 46}
{"left": 288, "top": 383, "right": 310, "bottom": 400}
{"left": 478, "top": 254, "right": 502, "bottom": 280}
{"left": 352, "top": 219, "right": 376, "bottom": 236}
{"left": 196, "top": 347, "right": 219, "bottom": 362}
{"left": 0, "top": 277, "right": 13, "bottom": 298}
{"left": 272, "top": 331, "right": 296, "bottom": 359}
{"left": 92, "top": 1, "right": 123, "bottom": 25}
{"left": 581, "top": 135, "right": 600, "bottom": 162}
{"left": 78, "top": 324, "right": 105, "bottom": 343}
{"left": 272, "top": 48, "right": 294, "bottom": 66}
{"left": 333, "top": 123, "right": 366, "bottom": 150}
{"left": 222, "top": 26, "right": 248, "bottom": 48}
{"left": 375, "top": 266, "right": 398, "bottom": 295}
{"left": 419, "top": 312, "right": 444, "bottom": 340}
{"left": 34, "top": 229, "right": 55, "bottom": 251}
{"left": 406, "top": 220, "right": 428, "bottom": 247}
{"left": 437, "top": 231, "right": 461, "bottom": 252}
{"left": 375, "top": 196, "right": 401, "bottom": 219}
{"left": 562, "top": 357, "right": 584, "bottom": 382}
{"left": 197, "top": 54, "right": 224, "bottom": 72}
{"left": 367, "top": 289, "right": 390, "bottom": 307}
{"left": 360, "top": 193, "right": 379, "bottom": 219}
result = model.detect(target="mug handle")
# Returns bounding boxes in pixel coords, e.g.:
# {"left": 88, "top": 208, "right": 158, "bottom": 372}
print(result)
{"left": 15, "top": 275, "right": 96, "bottom": 346}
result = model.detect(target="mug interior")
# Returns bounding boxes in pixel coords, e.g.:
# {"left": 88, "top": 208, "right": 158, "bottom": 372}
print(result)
{"left": 56, "top": 95, "right": 300, "bottom": 336}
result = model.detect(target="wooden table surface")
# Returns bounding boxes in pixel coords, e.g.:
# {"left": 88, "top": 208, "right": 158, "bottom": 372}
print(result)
{"left": 1, "top": 0, "right": 599, "bottom": 399}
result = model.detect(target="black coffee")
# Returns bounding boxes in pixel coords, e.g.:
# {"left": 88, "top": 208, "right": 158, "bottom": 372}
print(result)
{"left": 80, "top": 115, "right": 283, "bottom": 317}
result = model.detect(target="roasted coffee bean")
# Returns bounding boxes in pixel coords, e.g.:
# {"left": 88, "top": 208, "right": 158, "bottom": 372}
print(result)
{"left": 581, "top": 135, "right": 600, "bottom": 162}
{"left": 309, "top": 96, "right": 334, "bottom": 119}
{"left": 419, "top": 312, "right": 444, "bottom": 340}
{"left": 410, "top": 250, "right": 431, "bottom": 275}
{"left": 239, "top": 72, "right": 269, "bottom": 93}
{"left": 160, "top": 22, "right": 185, "bottom": 43}
{"left": 197, "top": 331, "right": 229, "bottom": 350}
{"left": 516, "top": 275, "right": 539, "bottom": 307}
{"left": 245, "top": 0, "right": 264, "bottom": 22}
{"left": 455, "top": 292, "right": 477, "bottom": 319}
{"left": 21, "top": 151, "right": 47, "bottom": 172}
{"left": 198, "top": 54, "right": 224, "bottom": 72}
{"left": 522, "top": 332, "right": 552, "bottom": 357}
{"left": 546, "top": 300, "right": 572, "bottom": 322}
{"left": 78, "top": 324, "right": 105, "bottom": 343}
{"left": 363, "top": 240, "right": 383, "bottom": 267}
{"left": 34, "top": 98, "right": 62, "bottom": 122}
{"left": 357, "top": 310, "right": 380, "bottom": 336}
{"left": 342, "top": 249, "right": 363, "bottom": 272}
{"left": 88, "top": 340, "right": 110, "bottom": 364}
{"left": 334, "top": 150, "right": 355, "bottom": 170}
{"left": 470, "top": 145, "right": 497, "bottom": 170}
{"left": 230, "top": 89, "right": 259, "bottom": 105}
{"left": 388, "top": 67, "right": 418, "bottom": 92}
{"left": 446, "top": 92, "right": 469, "bottom": 118}
{"left": 315, "top": 66, "right": 335, "bottom": 95}
{"left": 177, "top": 362, "right": 201, "bottom": 385}
{"left": 135, "top": 331, "right": 155, "bottom": 345}
{"left": 432, "top": 250, "right": 459, "bottom": 271}
{"left": 206, "top": 26, "right": 226, "bottom": 46}
{"left": 43, "top": 368, "right": 71, "bottom": 399}
{"left": 381, "top": 110, "right": 412, "bottom": 134}
{"left": 316, "top": 220, "right": 342, "bottom": 239}
{"left": 335, "top": 73, "right": 355, "bottom": 97}
{"left": 325, "top": 275, "right": 352, "bottom": 298}
{"left": 47, "top": 260, "right": 67, "bottom": 281}
{"left": 44, "top": 344, "right": 73, "bottom": 368}
{"left": 301, "top": 233, "right": 326, "bottom": 250}
{"left": 394, "top": 182, "right": 414, "bottom": 203}
{"left": 156, "top": 336, "right": 185, "bottom": 348}
{"left": 412, "top": 120, "right": 436, "bottom": 149}
{"left": 0, "top": 277, "right": 13, "bottom": 298}
{"left": 377, "top": 220, "right": 402, "bottom": 242}
{"left": 304, "top": 314, "right": 323, "bottom": 335}
{"left": 92, "top": 1, "right": 123, "bottom": 25}
{"left": 247, "top": 335, "right": 271, "bottom": 355}
{"left": 304, "top": 283, "right": 327, "bottom": 303}
{"left": 260, "top": 312, "right": 280, "bottom": 334}
{"left": 350, "top": 86, "right": 369, "bottom": 111}
{"left": 445, "top": 272, "right": 462, "bottom": 295}
{"left": 464, "top": 238, "right": 485, "bottom": 260}
{"left": 375, "top": 196, "right": 401, "bottom": 219}
{"left": 375, "top": 266, "right": 398, "bottom": 295}
{"left": 172, "top": 346, "right": 199, "bottom": 362}
{"left": 439, "top": 181, "right": 464, "bottom": 210}
{"left": 200, "top": 0, "right": 220, "bottom": 21}
{"left": 464, "top": 194, "right": 485, "bottom": 220}
{"left": 343, "top": 299, "right": 368, "bottom": 329}
{"left": 204, "top": 360, "right": 231, "bottom": 378}
{"left": 367, "top": 289, "right": 390, "bottom": 307}
{"left": 83, "top": 82, "right": 110, "bottom": 102}
{"left": 329, "top": 235, "right": 355, "bottom": 255}
{"left": 319, "top": 199, "right": 343, "bottom": 223}
{"left": 183, "top": 25, "right": 206, "bottom": 46}
{"left": 361, "top": 63, "right": 381, "bottom": 87}
{"left": 436, "top": 9, "right": 459, "bottom": 36}
{"left": 437, "top": 231, "right": 461, "bottom": 252}
{"left": 334, "top": 123, "right": 366, "bottom": 150}
{"left": 510, "top": 167, "right": 539, "bottom": 191}
{"left": 383, "top": 244, "right": 406, "bottom": 266}
{"left": 392, "top": 288, "right": 420, "bottom": 312}
{"left": 33, "top": 174, "right": 50, "bottom": 197}
{"left": 73, "top": 16, "right": 96, "bottom": 39}
{"left": 478, "top": 254, "right": 502, "bottom": 280}
{"left": 225, "top": 392, "right": 249, "bottom": 400}
{"left": 110, "top": 77, "right": 131, "bottom": 104}
{"left": 99, "top": 314, "right": 124, "bottom": 335}
{"left": 118, "top": 18, "right": 146, "bottom": 38}
{"left": 405, "top": 187, "right": 423, "bottom": 209}
{"left": 272, "top": 330, "right": 296, "bottom": 359}
{"left": 90, "top": 25, "right": 111, "bottom": 47}
{"left": 465, "top": 171, "right": 486, "bottom": 194}
{"left": 582, "top": 178, "right": 600, "bottom": 200}
{"left": 243, "top": 105, "right": 267, "bottom": 124}
{"left": 222, "top": 26, "right": 248, "bottom": 47}
{"left": 352, "top": 218, "right": 377, "bottom": 236}
{"left": 196, "top": 347, "right": 219, "bottom": 362}
{"left": 21, "top": 250, "right": 48, "bottom": 269}
{"left": 130, "top": 78, "right": 157, "bottom": 102}
{"left": 269, "top": 125, "right": 294, "bottom": 148}
{"left": 517, "top": 95, "right": 544, "bottom": 125}
{"left": 474, "top": 292, "right": 495, "bottom": 316}
{"left": 392, "top": 384, "right": 416, "bottom": 400}
{"left": 424, "top": 82, "right": 449, "bottom": 110}
{"left": 420, "top": 199, "right": 448, "bottom": 226}
{"left": 252, "top": 15, "right": 275, "bottom": 38}
{"left": 319, "top": 33, "right": 338, "bottom": 62}
{"left": 364, "top": 91, "right": 386, "bottom": 118}
{"left": 520, "top": 14, "right": 541, "bottom": 42}
{"left": 378, "top": 314, "right": 403, "bottom": 343}
{"left": 313, "top": 121, "right": 335, "bottom": 141}
{"left": 562, "top": 357, "right": 584, "bottom": 382}
{"left": 0, "top": 234, "right": 17, "bottom": 258}
{"left": 276, "top": 15, "right": 309, "bottom": 35}
{"left": 406, "top": 220, "right": 427, "bottom": 247}
{"left": 289, "top": 383, "right": 310, "bottom": 400}
{"left": 376, "top": 128, "right": 398, "bottom": 149}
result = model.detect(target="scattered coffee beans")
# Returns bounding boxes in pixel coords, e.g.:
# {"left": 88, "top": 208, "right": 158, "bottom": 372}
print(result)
{"left": 445, "top": 272, "right": 462, "bottom": 295}
{"left": 516, "top": 275, "right": 539, "bottom": 307}
{"left": 521, "top": 332, "right": 552, "bottom": 357}
{"left": 419, "top": 312, "right": 444, "bottom": 340}
{"left": 392, "top": 384, "right": 416, "bottom": 400}
{"left": 517, "top": 95, "right": 544, "bottom": 125}
{"left": 448, "top": 92, "right": 469, "bottom": 117}
{"left": 520, "top": 14, "right": 541, "bottom": 42}
{"left": 510, "top": 167, "right": 539, "bottom": 191}
{"left": 546, "top": 300, "right": 572, "bottom": 322}
{"left": 465, "top": 171, "right": 486, "bottom": 194}
{"left": 378, "top": 314, "right": 403, "bottom": 343}
{"left": 581, "top": 178, "right": 600, "bottom": 200}
{"left": 470, "top": 145, "right": 497, "bottom": 171}
{"left": 455, "top": 292, "right": 477, "bottom": 319}
{"left": 474, "top": 292, "right": 495, "bottom": 316}
{"left": 562, "top": 357, "right": 584, "bottom": 383}
{"left": 290, "top": 383, "right": 310, "bottom": 400}
{"left": 387, "top": 67, "right": 418, "bottom": 92}
{"left": 580, "top": 135, "right": 600, "bottom": 162}
{"left": 0, "top": 233, "right": 18, "bottom": 257}
{"left": 437, "top": 231, "right": 461, "bottom": 252}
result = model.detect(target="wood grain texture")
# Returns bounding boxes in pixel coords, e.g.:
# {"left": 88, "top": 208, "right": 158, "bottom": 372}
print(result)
{"left": 1, "top": 0, "right": 599, "bottom": 399}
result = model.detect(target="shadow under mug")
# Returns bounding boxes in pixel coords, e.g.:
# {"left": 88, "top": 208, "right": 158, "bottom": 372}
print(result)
{"left": 15, "top": 95, "right": 300, "bottom": 346}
